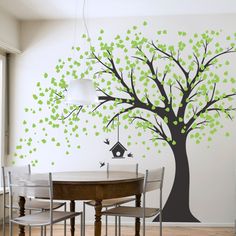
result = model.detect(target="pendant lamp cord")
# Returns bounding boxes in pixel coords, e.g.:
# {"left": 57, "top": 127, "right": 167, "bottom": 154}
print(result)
{"left": 83, "top": 0, "right": 91, "bottom": 46}
{"left": 73, "top": 0, "right": 91, "bottom": 50}
{"left": 73, "top": 0, "right": 80, "bottom": 50}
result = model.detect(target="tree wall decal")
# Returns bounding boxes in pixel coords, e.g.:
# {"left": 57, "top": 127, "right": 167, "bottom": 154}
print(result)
{"left": 15, "top": 23, "right": 236, "bottom": 222}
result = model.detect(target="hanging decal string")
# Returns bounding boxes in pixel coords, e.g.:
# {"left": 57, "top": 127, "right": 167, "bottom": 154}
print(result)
{"left": 117, "top": 115, "right": 120, "bottom": 142}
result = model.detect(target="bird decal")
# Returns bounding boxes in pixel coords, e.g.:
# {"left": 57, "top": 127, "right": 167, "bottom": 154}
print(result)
{"left": 128, "top": 152, "right": 133, "bottom": 158}
{"left": 99, "top": 162, "right": 105, "bottom": 168}
{"left": 104, "top": 139, "right": 110, "bottom": 145}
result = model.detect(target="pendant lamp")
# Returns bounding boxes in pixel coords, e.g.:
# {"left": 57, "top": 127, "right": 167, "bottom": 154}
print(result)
{"left": 65, "top": 0, "right": 98, "bottom": 105}
{"left": 66, "top": 79, "right": 98, "bottom": 105}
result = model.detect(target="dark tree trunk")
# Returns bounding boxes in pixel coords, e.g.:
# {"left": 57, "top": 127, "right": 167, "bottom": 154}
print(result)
{"left": 154, "top": 135, "right": 200, "bottom": 222}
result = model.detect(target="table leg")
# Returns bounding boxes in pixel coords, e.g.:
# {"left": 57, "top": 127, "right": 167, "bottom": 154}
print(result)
{"left": 70, "top": 200, "right": 75, "bottom": 236}
{"left": 94, "top": 200, "right": 102, "bottom": 236}
{"left": 135, "top": 194, "right": 141, "bottom": 236}
{"left": 19, "top": 196, "right": 26, "bottom": 236}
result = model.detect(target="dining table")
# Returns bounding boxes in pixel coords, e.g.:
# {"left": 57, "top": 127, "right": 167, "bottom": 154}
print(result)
{"left": 18, "top": 170, "right": 144, "bottom": 236}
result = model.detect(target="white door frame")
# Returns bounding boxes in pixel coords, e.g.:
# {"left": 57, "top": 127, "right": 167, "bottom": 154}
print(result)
{"left": 0, "top": 54, "right": 6, "bottom": 167}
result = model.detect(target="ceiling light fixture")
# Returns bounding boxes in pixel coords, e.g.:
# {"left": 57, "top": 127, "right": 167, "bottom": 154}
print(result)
{"left": 66, "top": 0, "right": 98, "bottom": 106}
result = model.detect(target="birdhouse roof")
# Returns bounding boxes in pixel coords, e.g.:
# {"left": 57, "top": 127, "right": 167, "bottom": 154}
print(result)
{"left": 109, "top": 141, "right": 127, "bottom": 151}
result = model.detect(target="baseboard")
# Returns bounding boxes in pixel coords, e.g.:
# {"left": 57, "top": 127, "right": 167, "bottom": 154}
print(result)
{"left": 161, "top": 222, "right": 234, "bottom": 227}
{"left": 82, "top": 220, "right": 234, "bottom": 228}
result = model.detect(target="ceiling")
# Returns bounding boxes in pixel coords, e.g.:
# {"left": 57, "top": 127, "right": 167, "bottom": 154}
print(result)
{"left": 0, "top": 0, "right": 236, "bottom": 20}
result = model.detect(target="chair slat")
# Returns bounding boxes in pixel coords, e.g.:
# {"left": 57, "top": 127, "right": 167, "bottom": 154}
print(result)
{"left": 9, "top": 173, "right": 50, "bottom": 199}
{"left": 145, "top": 167, "right": 165, "bottom": 192}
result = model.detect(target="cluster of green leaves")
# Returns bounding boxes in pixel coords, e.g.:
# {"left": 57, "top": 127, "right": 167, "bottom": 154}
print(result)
{"left": 14, "top": 22, "right": 236, "bottom": 164}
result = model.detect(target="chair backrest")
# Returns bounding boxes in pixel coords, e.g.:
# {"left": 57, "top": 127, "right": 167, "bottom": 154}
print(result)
{"left": 143, "top": 167, "right": 165, "bottom": 193}
{"left": 142, "top": 167, "right": 165, "bottom": 211}
{"left": 8, "top": 172, "right": 53, "bottom": 223}
{"left": 1, "top": 165, "right": 31, "bottom": 188}
{"left": 107, "top": 163, "right": 139, "bottom": 176}
{"left": 8, "top": 172, "right": 52, "bottom": 199}
{"left": 1, "top": 165, "right": 31, "bottom": 207}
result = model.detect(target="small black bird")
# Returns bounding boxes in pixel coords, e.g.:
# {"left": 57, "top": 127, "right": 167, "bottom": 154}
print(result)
{"left": 104, "top": 139, "right": 110, "bottom": 145}
{"left": 128, "top": 153, "right": 133, "bottom": 158}
{"left": 99, "top": 162, "right": 105, "bottom": 168}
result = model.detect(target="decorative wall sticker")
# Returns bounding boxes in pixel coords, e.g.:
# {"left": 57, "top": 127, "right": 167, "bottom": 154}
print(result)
{"left": 110, "top": 141, "right": 127, "bottom": 158}
{"left": 99, "top": 161, "right": 105, "bottom": 168}
{"left": 104, "top": 139, "right": 110, "bottom": 145}
{"left": 127, "top": 152, "right": 133, "bottom": 158}
{"left": 103, "top": 116, "right": 133, "bottom": 159}
{"left": 14, "top": 22, "right": 236, "bottom": 222}
{"left": 109, "top": 116, "right": 128, "bottom": 159}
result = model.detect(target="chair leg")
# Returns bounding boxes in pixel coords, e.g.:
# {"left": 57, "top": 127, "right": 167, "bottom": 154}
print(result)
{"left": 9, "top": 221, "right": 13, "bottom": 236}
{"left": 105, "top": 207, "right": 108, "bottom": 236}
{"left": 64, "top": 204, "right": 67, "bottom": 236}
{"left": 118, "top": 216, "right": 121, "bottom": 236}
{"left": 29, "top": 226, "right": 32, "bottom": 236}
{"left": 143, "top": 217, "right": 145, "bottom": 236}
{"left": 44, "top": 226, "right": 47, "bottom": 236}
{"left": 83, "top": 203, "right": 86, "bottom": 236}
{"left": 29, "top": 210, "right": 32, "bottom": 236}
{"left": 2, "top": 208, "right": 5, "bottom": 236}
{"left": 80, "top": 213, "right": 83, "bottom": 236}
{"left": 41, "top": 226, "right": 44, "bottom": 236}
{"left": 160, "top": 211, "right": 162, "bottom": 236}
{"left": 50, "top": 224, "right": 53, "bottom": 236}
{"left": 115, "top": 216, "right": 117, "bottom": 236}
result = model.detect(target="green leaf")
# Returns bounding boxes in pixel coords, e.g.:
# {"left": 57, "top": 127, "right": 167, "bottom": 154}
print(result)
{"left": 41, "top": 139, "right": 47, "bottom": 144}
{"left": 143, "top": 21, "right": 147, "bottom": 26}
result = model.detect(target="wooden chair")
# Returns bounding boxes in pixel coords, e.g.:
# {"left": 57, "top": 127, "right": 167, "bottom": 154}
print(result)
{"left": 83, "top": 163, "right": 138, "bottom": 236}
{"left": 8, "top": 171, "right": 83, "bottom": 236}
{"left": 102, "top": 167, "right": 165, "bottom": 236}
{"left": 1, "top": 165, "right": 66, "bottom": 236}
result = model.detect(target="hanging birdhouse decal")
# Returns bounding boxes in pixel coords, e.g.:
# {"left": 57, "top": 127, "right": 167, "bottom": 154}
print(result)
{"left": 103, "top": 115, "right": 133, "bottom": 159}
{"left": 110, "top": 141, "right": 127, "bottom": 158}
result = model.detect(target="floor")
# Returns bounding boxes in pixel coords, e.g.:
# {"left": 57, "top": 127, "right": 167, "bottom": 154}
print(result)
{"left": 2, "top": 225, "right": 234, "bottom": 236}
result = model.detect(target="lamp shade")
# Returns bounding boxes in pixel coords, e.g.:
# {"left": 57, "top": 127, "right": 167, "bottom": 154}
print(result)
{"left": 66, "top": 79, "right": 98, "bottom": 105}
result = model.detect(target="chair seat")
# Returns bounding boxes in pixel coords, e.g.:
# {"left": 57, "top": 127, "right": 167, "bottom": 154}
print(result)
{"left": 85, "top": 197, "right": 136, "bottom": 207}
{"left": 6, "top": 199, "right": 65, "bottom": 211}
{"left": 102, "top": 206, "right": 160, "bottom": 218}
{"left": 11, "top": 211, "right": 82, "bottom": 226}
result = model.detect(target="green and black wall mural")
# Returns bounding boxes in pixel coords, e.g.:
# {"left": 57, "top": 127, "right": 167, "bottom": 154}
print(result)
{"left": 14, "top": 22, "right": 236, "bottom": 222}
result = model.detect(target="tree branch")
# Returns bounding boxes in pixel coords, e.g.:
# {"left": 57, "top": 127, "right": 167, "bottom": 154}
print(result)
{"left": 60, "top": 107, "right": 81, "bottom": 120}
{"left": 151, "top": 41, "right": 189, "bottom": 79}
{"left": 106, "top": 106, "right": 136, "bottom": 128}
{"left": 135, "top": 46, "right": 170, "bottom": 106}
{"left": 186, "top": 92, "right": 236, "bottom": 130}
{"left": 130, "top": 116, "right": 167, "bottom": 141}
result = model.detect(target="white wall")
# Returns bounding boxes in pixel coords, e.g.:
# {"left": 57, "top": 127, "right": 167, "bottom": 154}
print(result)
{"left": 0, "top": 8, "right": 20, "bottom": 51}
{"left": 9, "top": 14, "right": 236, "bottom": 225}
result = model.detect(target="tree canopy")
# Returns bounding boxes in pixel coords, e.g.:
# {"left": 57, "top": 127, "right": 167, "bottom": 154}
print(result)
{"left": 14, "top": 22, "right": 236, "bottom": 166}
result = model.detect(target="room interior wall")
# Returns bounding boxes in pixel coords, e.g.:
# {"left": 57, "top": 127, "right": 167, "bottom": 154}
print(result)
{"left": 9, "top": 14, "right": 236, "bottom": 226}
{"left": 0, "top": 8, "right": 20, "bottom": 51}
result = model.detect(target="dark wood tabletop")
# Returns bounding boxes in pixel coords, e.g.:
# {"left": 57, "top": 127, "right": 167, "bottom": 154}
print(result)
{"left": 18, "top": 171, "right": 144, "bottom": 236}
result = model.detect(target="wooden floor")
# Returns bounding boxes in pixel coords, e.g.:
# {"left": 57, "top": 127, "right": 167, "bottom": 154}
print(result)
{"left": 2, "top": 225, "right": 234, "bottom": 236}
